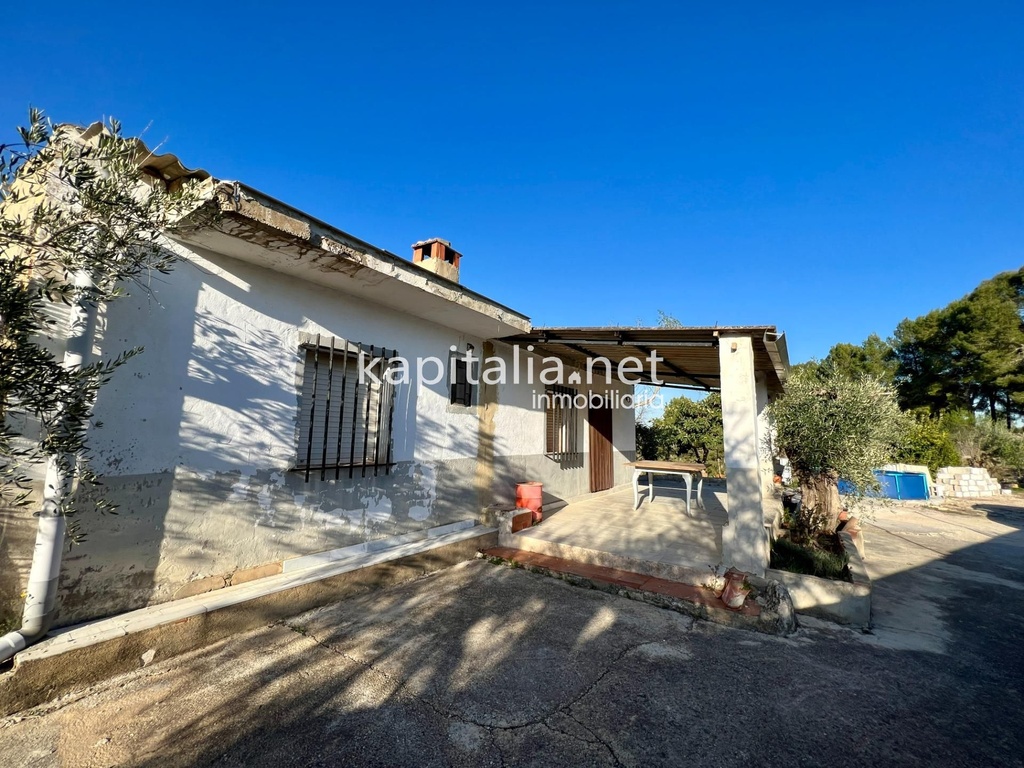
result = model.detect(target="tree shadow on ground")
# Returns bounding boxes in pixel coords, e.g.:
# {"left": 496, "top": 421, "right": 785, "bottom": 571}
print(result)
{"left": 7, "top": 499, "right": 1024, "bottom": 767}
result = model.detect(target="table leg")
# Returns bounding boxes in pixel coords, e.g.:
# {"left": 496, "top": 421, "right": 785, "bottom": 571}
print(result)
{"left": 683, "top": 472, "right": 692, "bottom": 515}
{"left": 696, "top": 476, "right": 705, "bottom": 510}
{"left": 647, "top": 472, "right": 654, "bottom": 503}
{"left": 632, "top": 469, "right": 640, "bottom": 510}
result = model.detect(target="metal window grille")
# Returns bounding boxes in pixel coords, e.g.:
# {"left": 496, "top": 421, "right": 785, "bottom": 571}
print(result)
{"left": 545, "top": 385, "right": 579, "bottom": 461}
{"left": 296, "top": 334, "right": 398, "bottom": 481}
{"left": 450, "top": 358, "right": 474, "bottom": 405}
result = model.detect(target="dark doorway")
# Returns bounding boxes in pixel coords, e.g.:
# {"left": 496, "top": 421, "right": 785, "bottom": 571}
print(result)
{"left": 588, "top": 399, "right": 614, "bottom": 492}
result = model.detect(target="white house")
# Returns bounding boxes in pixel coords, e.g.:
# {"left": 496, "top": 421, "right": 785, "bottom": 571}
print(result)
{"left": 1, "top": 128, "right": 788, "bottom": 644}
{"left": 1, "top": 137, "right": 638, "bottom": 627}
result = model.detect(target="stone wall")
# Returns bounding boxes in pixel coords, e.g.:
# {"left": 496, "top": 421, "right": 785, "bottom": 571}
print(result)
{"left": 934, "top": 466, "right": 1002, "bottom": 498}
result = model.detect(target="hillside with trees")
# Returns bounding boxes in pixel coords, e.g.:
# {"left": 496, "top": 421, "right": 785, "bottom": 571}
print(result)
{"left": 891, "top": 268, "right": 1024, "bottom": 426}
{"left": 638, "top": 267, "right": 1024, "bottom": 485}
{"left": 827, "top": 268, "right": 1024, "bottom": 481}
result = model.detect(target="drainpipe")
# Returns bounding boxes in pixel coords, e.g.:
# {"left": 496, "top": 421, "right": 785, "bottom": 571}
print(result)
{"left": 0, "top": 271, "right": 97, "bottom": 664}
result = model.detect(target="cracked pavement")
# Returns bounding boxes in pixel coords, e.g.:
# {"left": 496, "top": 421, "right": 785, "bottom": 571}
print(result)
{"left": 2, "top": 496, "right": 1024, "bottom": 767}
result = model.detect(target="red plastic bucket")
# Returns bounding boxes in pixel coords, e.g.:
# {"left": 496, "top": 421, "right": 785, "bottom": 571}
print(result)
{"left": 515, "top": 481, "right": 543, "bottom": 524}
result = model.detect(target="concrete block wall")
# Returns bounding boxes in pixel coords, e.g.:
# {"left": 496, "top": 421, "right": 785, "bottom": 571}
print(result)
{"left": 934, "top": 466, "right": 1002, "bottom": 498}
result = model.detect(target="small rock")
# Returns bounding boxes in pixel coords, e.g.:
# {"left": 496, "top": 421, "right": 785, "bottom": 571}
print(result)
{"left": 756, "top": 580, "right": 798, "bottom": 635}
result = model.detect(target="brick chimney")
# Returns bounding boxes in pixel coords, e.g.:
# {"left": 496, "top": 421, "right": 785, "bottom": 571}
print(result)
{"left": 411, "top": 238, "right": 461, "bottom": 283}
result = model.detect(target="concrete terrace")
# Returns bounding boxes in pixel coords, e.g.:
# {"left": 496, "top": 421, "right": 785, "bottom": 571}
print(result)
{"left": 511, "top": 479, "right": 731, "bottom": 586}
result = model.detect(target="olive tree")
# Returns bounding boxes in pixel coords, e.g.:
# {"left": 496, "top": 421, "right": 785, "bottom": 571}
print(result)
{"left": 768, "top": 365, "right": 908, "bottom": 540}
{"left": 0, "top": 108, "right": 201, "bottom": 525}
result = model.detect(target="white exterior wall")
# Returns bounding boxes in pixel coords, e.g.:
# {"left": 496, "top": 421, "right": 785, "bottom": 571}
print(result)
{"left": 3, "top": 241, "right": 635, "bottom": 625}
{"left": 90, "top": 242, "right": 486, "bottom": 476}
{"left": 489, "top": 344, "right": 637, "bottom": 502}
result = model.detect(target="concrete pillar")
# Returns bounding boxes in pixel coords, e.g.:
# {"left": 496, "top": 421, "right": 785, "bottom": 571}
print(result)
{"left": 719, "top": 335, "right": 768, "bottom": 576}
{"left": 755, "top": 372, "right": 775, "bottom": 497}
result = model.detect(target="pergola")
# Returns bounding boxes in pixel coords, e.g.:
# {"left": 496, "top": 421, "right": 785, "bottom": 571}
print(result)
{"left": 500, "top": 325, "right": 791, "bottom": 575}
{"left": 500, "top": 326, "right": 788, "bottom": 393}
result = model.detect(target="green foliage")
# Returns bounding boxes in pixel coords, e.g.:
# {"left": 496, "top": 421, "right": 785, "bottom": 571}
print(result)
{"left": 983, "top": 425, "right": 1024, "bottom": 481}
{"left": 891, "top": 268, "right": 1024, "bottom": 424}
{"left": 770, "top": 367, "right": 908, "bottom": 539}
{"left": 641, "top": 394, "right": 724, "bottom": 475}
{"left": 788, "top": 360, "right": 823, "bottom": 378}
{"left": 896, "top": 415, "right": 961, "bottom": 474}
{"left": 821, "top": 333, "right": 898, "bottom": 385}
{"left": 635, "top": 420, "right": 662, "bottom": 461}
{"left": 769, "top": 366, "right": 908, "bottom": 493}
{"left": 770, "top": 536, "right": 849, "bottom": 580}
{"left": 941, "top": 414, "right": 1024, "bottom": 482}
{"left": 794, "top": 334, "right": 897, "bottom": 385}
{"left": 0, "top": 108, "right": 202, "bottom": 520}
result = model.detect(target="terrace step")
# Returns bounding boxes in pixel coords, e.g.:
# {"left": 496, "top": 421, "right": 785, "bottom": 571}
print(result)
{"left": 504, "top": 532, "right": 712, "bottom": 587}
{"left": 480, "top": 547, "right": 797, "bottom": 636}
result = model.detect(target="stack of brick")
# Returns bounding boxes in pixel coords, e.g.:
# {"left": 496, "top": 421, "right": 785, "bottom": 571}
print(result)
{"left": 934, "top": 466, "right": 1003, "bottom": 498}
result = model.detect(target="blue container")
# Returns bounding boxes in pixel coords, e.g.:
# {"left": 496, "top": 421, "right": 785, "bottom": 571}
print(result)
{"left": 839, "top": 476, "right": 887, "bottom": 496}
{"left": 875, "top": 472, "right": 899, "bottom": 498}
{"left": 839, "top": 470, "right": 930, "bottom": 500}
{"left": 894, "top": 472, "right": 929, "bottom": 500}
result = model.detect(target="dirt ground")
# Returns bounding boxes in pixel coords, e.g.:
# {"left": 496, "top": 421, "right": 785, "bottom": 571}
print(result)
{"left": 921, "top": 490, "right": 1024, "bottom": 515}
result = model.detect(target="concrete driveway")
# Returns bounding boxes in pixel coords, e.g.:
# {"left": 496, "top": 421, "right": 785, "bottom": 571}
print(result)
{"left": 3, "top": 497, "right": 1023, "bottom": 767}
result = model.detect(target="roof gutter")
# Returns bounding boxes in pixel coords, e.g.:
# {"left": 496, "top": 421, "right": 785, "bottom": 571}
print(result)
{"left": 762, "top": 330, "right": 790, "bottom": 386}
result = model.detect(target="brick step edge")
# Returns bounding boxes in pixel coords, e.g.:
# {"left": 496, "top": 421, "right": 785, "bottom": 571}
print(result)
{"left": 479, "top": 547, "right": 797, "bottom": 636}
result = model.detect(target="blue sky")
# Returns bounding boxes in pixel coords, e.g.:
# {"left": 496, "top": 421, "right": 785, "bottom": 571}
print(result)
{"left": 5, "top": 2, "right": 1022, "bottom": 364}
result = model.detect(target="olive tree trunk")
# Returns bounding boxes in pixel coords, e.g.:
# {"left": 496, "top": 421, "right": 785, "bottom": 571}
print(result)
{"left": 795, "top": 472, "right": 842, "bottom": 541}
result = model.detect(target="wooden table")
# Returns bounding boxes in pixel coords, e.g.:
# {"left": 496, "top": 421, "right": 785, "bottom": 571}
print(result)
{"left": 626, "top": 461, "right": 706, "bottom": 514}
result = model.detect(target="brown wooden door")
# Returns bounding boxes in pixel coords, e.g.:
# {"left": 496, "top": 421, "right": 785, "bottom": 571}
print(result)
{"left": 588, "top": 399, "right": 614, "bottom": 492}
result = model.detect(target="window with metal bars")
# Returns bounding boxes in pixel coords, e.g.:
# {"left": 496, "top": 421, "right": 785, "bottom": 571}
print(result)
{"left": 296, "top": 334, "right": 398, "bottom": 481}
{"left": 545, "top": 385, "right": 580, "bottom": 460}
{"left": 449, "top": 345, "right": 476, "bottom": 406}
{"left": 450, "top": 359, "right": 472, "bottom": 406}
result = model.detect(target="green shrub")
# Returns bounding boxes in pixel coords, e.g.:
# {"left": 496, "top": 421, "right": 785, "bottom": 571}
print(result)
{"left": 979, "top": 423, "right": 1024, "bottom": 482}
{"left": 941, "top": 412, "right": 1024, "bottom": 482}
{"left": 897, "top": 416, "right": 961, "bottom": 474}
{"left": 770, "top": 536, "right": 849, "bottom": 580}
